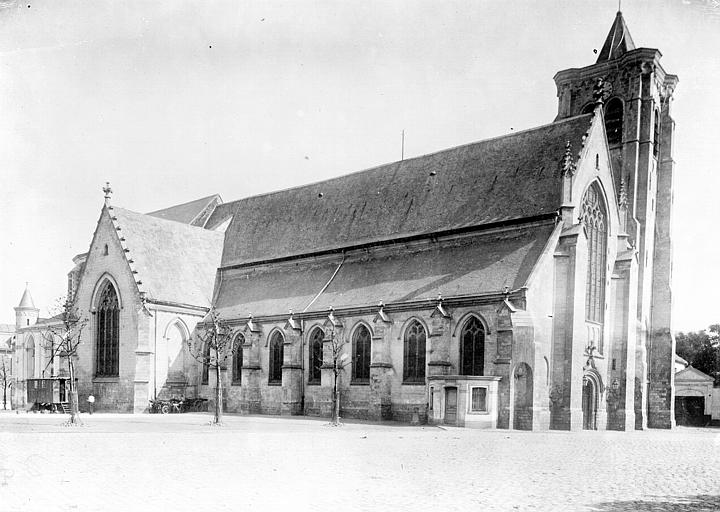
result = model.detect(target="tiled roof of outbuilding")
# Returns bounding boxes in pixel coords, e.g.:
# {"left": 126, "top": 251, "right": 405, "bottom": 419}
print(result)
{"left": 147, "top": 194, "right": 221, "bottom": 226}
{"left": 112, "top": 207, "right": 225, "bottom": 307}
{"left": 221, "top": 114, "right": 592, "bottom": 268}
{"left": 215, "top": 222, "right": 556, "bottom": 318}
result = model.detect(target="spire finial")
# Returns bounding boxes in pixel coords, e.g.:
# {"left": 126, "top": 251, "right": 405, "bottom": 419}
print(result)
{"left": 102, "top": 182, "right": 113, "bottom": 206}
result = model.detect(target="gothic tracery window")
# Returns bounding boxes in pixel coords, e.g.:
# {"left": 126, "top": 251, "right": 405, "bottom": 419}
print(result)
{"left": 460, "top": 316, "right": 485, "bottom": 376}
{"left": 95, "top": 282, "right": 119, "bottom": 377}
{"left": 268, "top": 331, "right": 284, "bottom": 384}
{"left": 232, "top": 333, "right": 244, "bottom": 384}
{"left": 582, "top": 183, "right": 608, "bottom": 328}
{"left": 403, "top": 320, "right": 426, "bottom": 383}
{"left": 308, "top": 327, "right": 324, "bottom": 384}
{"left": 352, "top": 325, "right": 371, "bottom": 384}
{"left": 653, "top": 109, "right": 661, "bottom": 158}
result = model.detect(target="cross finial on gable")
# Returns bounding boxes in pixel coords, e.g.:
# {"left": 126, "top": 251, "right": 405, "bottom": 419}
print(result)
{"left": 102, "top": 182, "right": 113, "bottom": 206}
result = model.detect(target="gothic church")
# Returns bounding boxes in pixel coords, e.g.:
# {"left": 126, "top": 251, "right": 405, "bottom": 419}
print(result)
{"left": 11, "top": 11, "right": 678, "bottom": 430}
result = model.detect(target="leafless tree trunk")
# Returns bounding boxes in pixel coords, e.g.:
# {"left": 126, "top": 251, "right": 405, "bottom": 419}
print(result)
{"left": 214, "top": 345, "right": 223, "bottom": 424}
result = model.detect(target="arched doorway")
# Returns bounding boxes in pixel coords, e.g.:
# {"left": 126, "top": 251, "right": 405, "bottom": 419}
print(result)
{"left": 156, "top": 321, "right": 187, "bottom": 398}
{"left": 582, "top": 373, "right": 599, "bottom": 430}
{"left": 513, "top": 363, "right": 533, "bottom": 430}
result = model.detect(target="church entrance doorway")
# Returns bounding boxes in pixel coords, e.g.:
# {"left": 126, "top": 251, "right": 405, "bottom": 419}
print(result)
{"left": 444, "top": 387, "right": 457, "bottom": 425}
{"left": 582, "top": 376, "right": 597, "bottom": 430}
{"left": 513, "top": 363, "right": 533, "bottom": 430}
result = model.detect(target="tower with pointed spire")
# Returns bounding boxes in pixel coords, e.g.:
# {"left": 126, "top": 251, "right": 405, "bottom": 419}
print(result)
{"left": 14, "top": 283, "right": 40, "bottom": 330}
{"left": 553, "top": 11, "right": 678, "bottom": 429}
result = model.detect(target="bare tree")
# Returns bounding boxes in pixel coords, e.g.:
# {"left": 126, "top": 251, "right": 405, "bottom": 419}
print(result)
{"left": 187, "top": 308, "right": 239, "bottom": 425}
{"left": 324, "top": 319, "right": 350, "bottom": 426}
{"left": 0, "top": 349, "right": 11, "bottom": 410}
{"left": 41, "top": 297, "right": 88, "bottom": 425}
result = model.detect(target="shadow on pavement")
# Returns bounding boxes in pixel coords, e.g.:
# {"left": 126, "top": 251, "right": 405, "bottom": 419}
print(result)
{"left": 588, "top": 494, "right": 720, "bottom": 511}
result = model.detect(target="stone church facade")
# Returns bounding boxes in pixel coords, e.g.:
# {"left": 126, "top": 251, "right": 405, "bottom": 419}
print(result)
{"left": 11, "top": 11, "right": 678, "bottom": 430}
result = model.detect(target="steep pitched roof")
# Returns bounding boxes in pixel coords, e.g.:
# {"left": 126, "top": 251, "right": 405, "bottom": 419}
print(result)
{"left": 221, "top": 114, "right": 593, "bottom": 267}
{"left": 596, "top": 11, "right": 636, "bottom": 63}
{"left": 147, "top": 194, "right": 221, "bottom": 226}
{"left": 215, "top": 222, "right": 556, "bottom": 318}
{"left": 111, "top": 207, "right": 225, "bottom": 307}
{"left": 16, "top": 285, "right": 37, "bottom": 309}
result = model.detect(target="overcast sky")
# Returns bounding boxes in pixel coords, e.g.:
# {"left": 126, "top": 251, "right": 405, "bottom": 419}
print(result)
{"left": 1, "top": 0, "right": 718, "bottom": 332}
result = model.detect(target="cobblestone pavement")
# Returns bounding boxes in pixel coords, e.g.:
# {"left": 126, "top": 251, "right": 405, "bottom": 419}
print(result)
{"left": 1, "top": 412, "right": 719, "bottom": 512}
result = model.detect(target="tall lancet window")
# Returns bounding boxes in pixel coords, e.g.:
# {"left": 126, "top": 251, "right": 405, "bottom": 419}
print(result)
{"left": 582, "top": 183, "right": 608, "bottom": 330}
{"left": 95, "top": 282, "right": 120, "bottom": 377}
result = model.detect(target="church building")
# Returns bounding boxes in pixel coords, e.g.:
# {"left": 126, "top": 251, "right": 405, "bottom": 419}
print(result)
{"left": 11, "top": 11, "right": 678, "bottom": 430}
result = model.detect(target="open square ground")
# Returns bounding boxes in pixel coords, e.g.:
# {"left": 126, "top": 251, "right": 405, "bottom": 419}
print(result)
{"left": 1, "top": 412, "right": 719, "bottom": 511}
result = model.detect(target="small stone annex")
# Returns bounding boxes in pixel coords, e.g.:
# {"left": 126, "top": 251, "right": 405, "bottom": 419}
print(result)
{"left": 10, "top": 11, "right": 679, "bottom": 430}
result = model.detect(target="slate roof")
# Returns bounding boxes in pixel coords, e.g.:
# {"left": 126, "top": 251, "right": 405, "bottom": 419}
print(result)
{"left": 596, "top": 11, "right": 636, "bottom": 63}
{"left": 147, "top": 194, "right": 221, "bottom": 226}
{"left": 17, "top": 286, "right": 36, "bottom": 309}
{"left": 215, "top": 222, "right": 555, "bottom": 318}
{"left": 112, "top": 207, "right": 225, "bottom": 307}
{"left": 221, "top": 114, "right": 593, "bottom": 268}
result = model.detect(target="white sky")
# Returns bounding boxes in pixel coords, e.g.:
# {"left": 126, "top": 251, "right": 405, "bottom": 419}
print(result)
{"left": 0, "top": 0, "right": 718, "bottom": 332}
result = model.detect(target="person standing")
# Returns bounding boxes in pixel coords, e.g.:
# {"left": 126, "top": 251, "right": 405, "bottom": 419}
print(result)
{"left": 87, "top": 394, "right": 95, "bottom": 415}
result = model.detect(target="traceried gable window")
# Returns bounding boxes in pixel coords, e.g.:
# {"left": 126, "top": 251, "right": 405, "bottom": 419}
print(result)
{"left": 268, "top": 331, "right": 284, "bottom": 385}
{"left": 95, "top": 282, "right": 119, "bottom": 377}
{"left": 604, "top": 98, "right": 623, "bottom": 146}
{"left": 403, "top": 320, "right": 426, "bottom": 383}
{"left": 352, "top": 325, "right": 371, "bottom": 384}
{"left": 232, "top": 333, "right": 244, "bottom": 384}
{"left": 308, "top": 327, "right": 324, "bottom": 385}
{"left": 460, "top": 316, "right": 485, "bottom": 376}
{"left": 581, "top": 183, "right": 608, "bottom": 326}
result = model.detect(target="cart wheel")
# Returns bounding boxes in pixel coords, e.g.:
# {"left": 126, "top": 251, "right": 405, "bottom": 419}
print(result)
{"left": 161, "top": 404, "right": 170, "bottom": 414}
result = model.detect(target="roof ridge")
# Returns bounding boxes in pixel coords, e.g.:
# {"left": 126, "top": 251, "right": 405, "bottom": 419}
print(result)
{"left": 146, "top": 193, "right": 221, "bottom": 215}
{"left": 220, "top": 113, "right": 594, "bottom": 207}
{"left": 113, "top": 206, "right": 226, "bottom": 234}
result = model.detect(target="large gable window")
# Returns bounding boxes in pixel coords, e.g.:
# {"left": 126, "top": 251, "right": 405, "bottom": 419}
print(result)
{"left": 232, "top": 333, "right": 244, "bottom": 385}
{"left": 460, "top": 316, "right": 485, "bottom": 376}
{"left": 308, "top": 327, "right": 324, "bottom": 385}
{"left": 582, "top": 183, "right": 608, "bottom": 349}
{"left": 403, "top": 320, "right": 426, "bottom": 383}
{"left": 95, "top": 282, "right": 119, "bottom": 377}
{"left": 268, "top": 331, "right": 284, "bottom": 385}
{"left": 352, "top": 325, "right": 371, "bottom": 384}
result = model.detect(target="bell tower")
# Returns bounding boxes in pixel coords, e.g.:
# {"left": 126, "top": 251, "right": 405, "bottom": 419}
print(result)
{"left": 553, "top": 11, "right": 678, "bottom": 429}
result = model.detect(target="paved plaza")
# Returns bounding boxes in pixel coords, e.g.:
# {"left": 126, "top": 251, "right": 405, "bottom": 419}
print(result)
{"left": 1, "top": 412, "right": 719, "bottom": 511}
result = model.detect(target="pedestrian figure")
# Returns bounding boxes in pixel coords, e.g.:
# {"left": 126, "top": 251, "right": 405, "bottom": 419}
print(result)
{"left": 87, "top": 394, "right": 95, "bottom": 415}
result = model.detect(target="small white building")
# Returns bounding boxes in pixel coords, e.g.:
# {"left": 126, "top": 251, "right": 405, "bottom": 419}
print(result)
{"left": 674, "top": 365, "right": 717, "bottom": 426}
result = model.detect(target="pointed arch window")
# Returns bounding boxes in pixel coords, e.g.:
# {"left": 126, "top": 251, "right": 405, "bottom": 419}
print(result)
{"left": 352, "top": 325, "right": 371, "bottom": 384}
{"left": 403, "top": 320, "right": 426, "bottom": 383}
{"left": 26, "top": 336, "right": 35, "bottom": 379}
{"left": 460, "top": 316, "right": 485, "bottom": 376}
{"left": 201, "top": 342, "right": 210, "bottom": 385}
{"left": 604, "top": 98, "right": 623, "bottom": 146}
{"left": 268, "top": 332, "right": 284, "bottom": 385}
{"left": 582, "top": 183, "right": 608, "bottom": 330}
{"left": 308, "top": 327, "right": 324, "bottom": 385}
{"left": 95, "top": 282, "right": 119, "bottom": 377}
{"left": 232, "top": 333, "right": 244, "bottom": 384}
